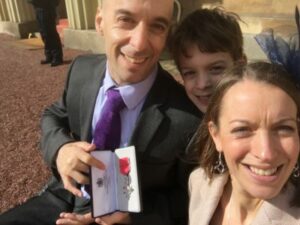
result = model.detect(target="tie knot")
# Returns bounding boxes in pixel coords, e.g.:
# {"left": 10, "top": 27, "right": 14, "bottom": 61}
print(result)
{"left": 106, "top": 89, "right": 126, "bottom": 112}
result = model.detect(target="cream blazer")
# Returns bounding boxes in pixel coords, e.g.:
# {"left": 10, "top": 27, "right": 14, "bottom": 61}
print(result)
{"left": 189, "top": 168, "right": 300, "bottom": 225}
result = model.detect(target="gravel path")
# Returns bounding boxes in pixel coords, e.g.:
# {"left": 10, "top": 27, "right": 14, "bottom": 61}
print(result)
{"left": 0, "top": 34, "right": 87, "bottom": 213}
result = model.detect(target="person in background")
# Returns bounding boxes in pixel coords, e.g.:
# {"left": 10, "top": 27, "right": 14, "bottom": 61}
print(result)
{"left": 189, "top": 62, "right": 300, "bottom": 225}
{"left": 0, "top": 0, "right": 201, "bottom": 224}
{"left": 169, "top": 7, "right": 246, "bottom": 113}
{"left": 28, "top": 0, "right": 63, "bottom": 67}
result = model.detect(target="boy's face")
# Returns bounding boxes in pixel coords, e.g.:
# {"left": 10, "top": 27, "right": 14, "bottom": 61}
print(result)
{"left": 178, "top": 45, "right": 234, "bottom": 112}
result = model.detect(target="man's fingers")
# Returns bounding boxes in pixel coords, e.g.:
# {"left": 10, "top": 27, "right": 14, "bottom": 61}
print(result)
{"left": 70, "top": 170, "right": 89, "bottom": 185}
{"left": 75, "top": 142, "right": 96, "bottom": 151}
{"left": 97, "top": 212, "right": 131, "bottom": 225}
{"left": 57, "top": 212, "right": 94, "bottom": 225}
{"left": 90, "top": 156, "right": 106, "bottom": 170}
{"left": 56, "top": 218, "right": 77, "bottom": 225}
{"left": 75, "top": 161, "right": 90, "bottom": 174}
{"left": 81, "top": 152, "right": 106, "bottom": 170}
{"left": 95, "top": 218, "right": 107, "bottom": 225}
{"left": 61, "top": 176, "right": 82, "bottom": 197}
{"left": 83, "top": 143, "right": 97, "bottom": 152}
{"left": 83, "top": 212, "right": 93, "bottom": 219}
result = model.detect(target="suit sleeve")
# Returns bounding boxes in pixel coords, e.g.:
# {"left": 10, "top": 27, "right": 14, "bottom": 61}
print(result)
{"left": 40, "top": 60, "right": 76, "bottom": 178}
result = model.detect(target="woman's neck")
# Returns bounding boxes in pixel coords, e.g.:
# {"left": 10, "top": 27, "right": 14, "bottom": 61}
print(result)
{"left": 221, "top": 180, "right": 263, "bottom": 225}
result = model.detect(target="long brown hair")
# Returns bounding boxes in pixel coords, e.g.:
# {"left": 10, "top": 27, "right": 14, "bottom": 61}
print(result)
{"left": 195, "top": 61, "right": 300, "bottom": 181}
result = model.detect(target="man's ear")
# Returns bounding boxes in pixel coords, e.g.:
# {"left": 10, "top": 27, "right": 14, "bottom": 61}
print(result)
{"left": 95, "top": 6, "right": 104, "bottom": 35}
{"left": 208, "top": 121, "right": 222, "bottom": 152}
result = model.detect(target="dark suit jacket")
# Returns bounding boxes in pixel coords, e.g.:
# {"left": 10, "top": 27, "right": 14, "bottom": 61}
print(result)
{"left": 41, "top": 54, "right": 202, "bottom": 225}
{"left": 28, "top": 0, "right": 59, "bottom": 8}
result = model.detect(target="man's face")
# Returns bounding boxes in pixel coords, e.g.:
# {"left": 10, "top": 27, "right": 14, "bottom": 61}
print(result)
{"left": 96, "top": 0, "right": 173, "bottom": 85}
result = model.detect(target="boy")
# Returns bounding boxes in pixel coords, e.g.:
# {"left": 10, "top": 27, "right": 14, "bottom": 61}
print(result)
{"left": 169, "top": 7, "right": 246, "bottom": 113}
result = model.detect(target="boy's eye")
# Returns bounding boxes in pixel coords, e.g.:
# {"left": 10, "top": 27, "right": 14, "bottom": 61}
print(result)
{"left": 209, "top": 66, "right": 226, "bottom": 75}
{"left": 181, "top": 70, "right": 196, "bottom": 77}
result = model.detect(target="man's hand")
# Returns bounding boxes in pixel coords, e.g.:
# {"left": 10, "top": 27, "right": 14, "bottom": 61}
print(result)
{"left": 56, "top": 142, "right": 105, "bottom": 197}
{"left": 56, "top": 212, "right": 94, "bottom": 225}
{"left": 56, "top": 212, "right": 131, "bottom": 225}
{"left": 96, "top": 212, "right": 131, "bottom": 225}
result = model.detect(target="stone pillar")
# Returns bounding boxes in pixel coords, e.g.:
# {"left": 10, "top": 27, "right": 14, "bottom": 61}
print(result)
{"left": 64, "top": 0, "right": 105, "bottom": 53}
{"left": 0, "top": 0, "right": 36, "bottom": 38}
{"left": 5, "top": 0, "right": 35, "bottom": 23}
{"left": 0, "top": 0, "right": 9, "bottom": 21}
{"left": 65, "top": 0, "right": 98, "bottom": 29}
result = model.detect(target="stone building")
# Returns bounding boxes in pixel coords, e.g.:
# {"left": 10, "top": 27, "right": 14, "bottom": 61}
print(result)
{"left": 0, "top": 0, "right": 299, "bottom": 60}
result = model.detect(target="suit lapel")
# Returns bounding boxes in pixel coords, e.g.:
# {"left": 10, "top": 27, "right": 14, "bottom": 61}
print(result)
{"left": 130, "top": 65, "right": 167, "bottom": 154}
{"left": 80, "top": 58, "right": 106, "bottom": 141}
{"left": 130, "top": 103, "right": 164, "bottom": 155}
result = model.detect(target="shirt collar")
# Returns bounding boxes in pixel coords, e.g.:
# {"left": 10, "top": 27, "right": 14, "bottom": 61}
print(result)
{"left": 103, "top": 63, "right": 158, "bottom": 110}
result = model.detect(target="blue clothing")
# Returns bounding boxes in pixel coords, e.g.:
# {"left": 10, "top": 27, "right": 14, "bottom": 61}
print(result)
{"left": 255, "top": 6, "right": 300, "bottom": 83}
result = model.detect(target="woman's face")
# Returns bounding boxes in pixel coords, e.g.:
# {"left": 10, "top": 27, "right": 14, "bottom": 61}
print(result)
{"left": 209, "top": 79, "right": 299, "bottom": 199}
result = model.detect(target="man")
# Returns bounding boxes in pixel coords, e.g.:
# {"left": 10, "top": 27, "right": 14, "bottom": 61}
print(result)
{"left": 0, "top": 0, "right": 201, "bottom": 224}
{"left": 28, "top": 0, "right": 63, "bottom": 67}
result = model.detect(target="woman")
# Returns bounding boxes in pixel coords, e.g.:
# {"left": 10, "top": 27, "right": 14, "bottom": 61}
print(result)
{"left": 189, "top": 62, "right": 300, "bottom": 225}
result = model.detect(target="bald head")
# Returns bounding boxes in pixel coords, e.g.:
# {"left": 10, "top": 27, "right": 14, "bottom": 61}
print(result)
{"left": 95, "top": 0, "right": 174, "bottom": 85}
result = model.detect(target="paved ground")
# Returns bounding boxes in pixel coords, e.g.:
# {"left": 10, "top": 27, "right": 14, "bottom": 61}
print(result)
{"left": 0, "top": 33, "right": 180, "bottom": 214}
{"left": 0, "top": 33, "right": 88, "bottom": 213}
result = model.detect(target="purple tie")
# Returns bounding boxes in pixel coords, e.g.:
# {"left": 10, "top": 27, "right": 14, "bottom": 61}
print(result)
{"left": 93, "top": 89, "right": 126, "bottom": 150}
{"left": 82, "top": 89, "right": 125, "bottom": 198}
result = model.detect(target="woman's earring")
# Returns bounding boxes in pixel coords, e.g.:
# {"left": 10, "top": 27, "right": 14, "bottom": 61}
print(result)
{"left": 214, "top": 152, "right": 226, "bottom": 174}
{"left": 293, "top": 163, "right": 300, "bottom": 178}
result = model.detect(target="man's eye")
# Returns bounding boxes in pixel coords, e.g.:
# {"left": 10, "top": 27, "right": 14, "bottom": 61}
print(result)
{"left": 117, "top": 17, "right": 134, "bottom": 27}
{"left": 119, "top": 16, "right": 133, "bottom": 23}
{"left": 150, "top": 23, "right": 167, "bottom": 34}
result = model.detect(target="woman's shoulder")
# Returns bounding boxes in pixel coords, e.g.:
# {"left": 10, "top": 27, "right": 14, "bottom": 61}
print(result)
{"left": 262, "top": 182, "right": 300, "bottom": 224}
{"left": 189, "top": 167, "right": 229, "bottom": 195}
{"left": 189, "top": 168, "right": 209, "bottom": 189}
{"left": 250, "top": 182, "right": 300, "bottom": 224}
{"left": 190, "top": 167, "right": 208, "bottom": 182}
